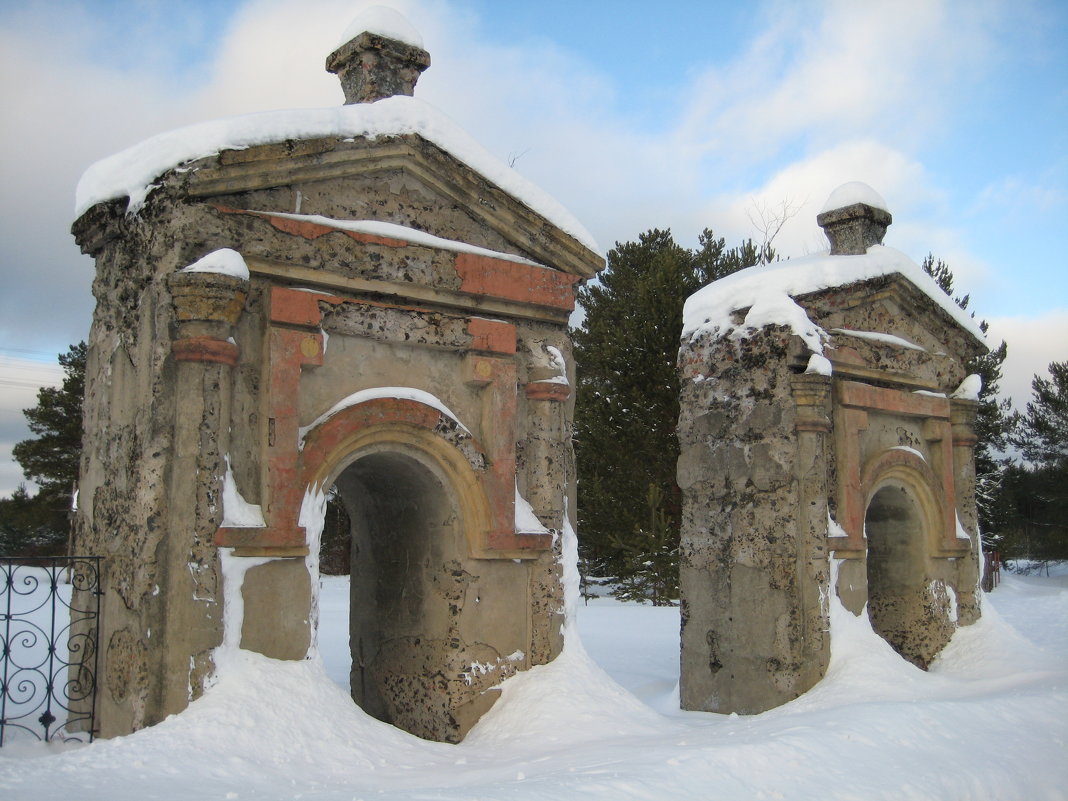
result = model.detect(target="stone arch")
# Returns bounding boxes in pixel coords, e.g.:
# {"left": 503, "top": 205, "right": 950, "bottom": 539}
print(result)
{"left": 301, "top": 396, "right": 494, "bottom": 561}
{"left": 298, "top": 395, "right": 504, "bottom": 741}
{"left": 860, "top": 450, "right": 945, "bottom": 668}
{"left": 860, "top": 449, "right": 946, "bottom": 556}
{"left": 72, "top": 16, "right": 597, "bottom": 740}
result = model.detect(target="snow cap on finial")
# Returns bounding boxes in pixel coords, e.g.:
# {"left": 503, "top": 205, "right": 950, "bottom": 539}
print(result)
{"left": 816, "top": 181, "right": 892, "bottom": 256}
{"left": 326, "top": 6, "right": 430, "bottom": 104}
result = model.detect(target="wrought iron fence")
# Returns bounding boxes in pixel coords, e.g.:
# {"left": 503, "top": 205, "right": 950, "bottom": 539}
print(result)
{"left": 0, "top": 556, "right": 103, "bottom": 746}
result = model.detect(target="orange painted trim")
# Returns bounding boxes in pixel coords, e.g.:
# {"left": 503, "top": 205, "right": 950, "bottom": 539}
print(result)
{"left": 213, "top": 205, "right": 580, "bottom": 314}
{"left": 455, "top": 252, "right": 578, "bottom": 311}
{"left": 839, "top": 381, "right": 950, "bottom": 419}
{"left": 172, "top": 337, "right": 238, "bottom": 366}
{"left": 302, "top": 397, "right": 445, "bottom": 458}
{"left": 297, "top": 395, "right": 545, "bottom": 555}
{"left": 834, "top": 380, "right": 966, "bottom": 555}
{"left": 467, "top": 318, "right": 517, "bottom": 354}
{"left": 271, "top": 288, "right": 517, "bottom": 362}
{"left": 216, "top": 526, "right": 306, "bottom": 549}
{"left": 487, "top": 529, "right": 553, "bottom": 551}
{"left": 269, "top": 285, "right": 430, "bottom": 330}
{"left": 525, "top": 381, "right": 571, "bottom": 402}
{"left": 836, "top": 406, "right": 870, "bottom": 552}
{"left": 859, "top": 447, "right": 965, "bottom": 555}
{"left": 271, "top": 287, "right": 330, "bottom": 327}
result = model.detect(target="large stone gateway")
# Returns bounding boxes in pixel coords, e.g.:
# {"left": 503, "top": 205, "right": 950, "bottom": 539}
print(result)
{"left": 72, "top": 11, "right": 601, "bottom": 742}
{"left": 677, "top": 183, "right": 987, "bottom": 714}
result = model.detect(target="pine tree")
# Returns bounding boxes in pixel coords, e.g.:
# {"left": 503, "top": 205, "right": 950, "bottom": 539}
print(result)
{"left": 997, "top": 361, "right": 1068, "bottom": 566}
{"left": 610, "top": 485, "right": 679, "bottom": 605}
{"left": 4, "top": 342, "right": 86, "bottom": 555}
{"left": 0, "top": 484, "right": 68, "bottom": 556}
{"left": 1013, "top": 361, "right": 1068, "bottom": 468}
{"left": 573, "top": 230, "right": 767, "bottom": 600}
{"left": 920, "top": 256, "right": 1014, "bottom": 540}
{"left": 13, "top": 342, "right": 86, "bottom": 495}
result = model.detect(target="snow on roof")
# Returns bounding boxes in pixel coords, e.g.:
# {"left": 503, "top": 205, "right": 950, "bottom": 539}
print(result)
{"left": 74, "top": 96, "right": 600, "bottom": 256}
{"left": 257, "top": 211, "right": 545, "bottom": 267}
{"left": 180, "top": 248, "right": 249, "bottom": 280}
{"left": 338, "top": 5, "right": 424, "bottom": 50}
{"left": 682, "top": 245, "right": 988, "bottom": 350}
{"left": 820, "top": 181, "right": 889, "bottom": 214}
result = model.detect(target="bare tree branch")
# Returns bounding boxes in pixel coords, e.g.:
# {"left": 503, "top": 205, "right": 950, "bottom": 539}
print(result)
{"left": 746, "top": 196, "right": 804, "bottom": 262}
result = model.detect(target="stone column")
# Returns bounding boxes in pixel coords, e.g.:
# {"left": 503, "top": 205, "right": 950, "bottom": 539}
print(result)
{"left": 157, "top": 270, "right": 247, "bottom": 715}
{"left": 950, "top": 397, "right": 983, "bottom": 611}
{"left": 523, "top": 376, "right": 572, "bottom": 664}
{"left": 789, "top": 373, "right": 833, "bottom": 687}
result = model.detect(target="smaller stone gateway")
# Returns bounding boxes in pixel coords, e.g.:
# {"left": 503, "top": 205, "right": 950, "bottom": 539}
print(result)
{"left": 677, "top": 182, "right": 987, "bottom": 714}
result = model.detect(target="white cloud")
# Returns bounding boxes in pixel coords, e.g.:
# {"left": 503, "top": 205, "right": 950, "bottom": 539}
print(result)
{"left": 986, "top": 312, "right": 1068, "bottom": 410}
{"left": 678, "top": 0, "right": 1002, "bottom": 172}
{"left": 0, "top": 356, "right": 63, "bottom": 497}
{"left": 699, "top": 140, "right": 937, "bottom": 254}
{"left": 972, "top": 174, "right": 1068, "bottom": 222}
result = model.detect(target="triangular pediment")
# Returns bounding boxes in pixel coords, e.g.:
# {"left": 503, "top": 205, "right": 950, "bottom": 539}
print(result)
{"left": 177, "top": 132, "right": 602, "bottom": 279}
{"left": 797, "top": 273, "right": 986, "bottom": 357}
{"left": 788, "top": 273, "right": 987, "bottom": 393}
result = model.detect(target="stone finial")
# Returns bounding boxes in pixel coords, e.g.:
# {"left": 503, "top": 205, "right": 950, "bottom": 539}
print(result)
{"left": 326, "top": 7, "right": 431, "bottom": 104}
{"left": 816, "top": 182, "right": 892, "bottom": 256}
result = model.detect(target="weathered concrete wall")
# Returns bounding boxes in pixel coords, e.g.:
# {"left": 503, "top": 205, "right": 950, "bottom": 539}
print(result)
{"left": 72, "top": 204, "right": 231, "bottom": 736}
{"left": 678, "top": 327, "right": 830, "bottom": 713}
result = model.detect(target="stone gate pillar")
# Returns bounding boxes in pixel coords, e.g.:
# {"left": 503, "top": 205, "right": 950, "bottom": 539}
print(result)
{"left": 161, "top": 267, "right": 248, "bottom": 707}
{"left": 950, "top": 396, "right": 982, "bottom": 618}
{"left": 524, "top": 374, "right": 573, "bottom": 662}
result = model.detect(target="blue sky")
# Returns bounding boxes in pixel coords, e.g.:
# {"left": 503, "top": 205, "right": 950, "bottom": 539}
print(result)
{"left": 0, "top": 0, "right": 1065, "bottom": 496}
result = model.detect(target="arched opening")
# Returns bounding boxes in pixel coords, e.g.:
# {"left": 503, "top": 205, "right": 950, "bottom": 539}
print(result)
{"left": 864, "top": 482, "right": 929, "bottom": 667}
{"left": 328, "top": 445, "right": 463, "bottom": 738}
{"left": 301, "top": 402, "right": 528, "bottom": 742}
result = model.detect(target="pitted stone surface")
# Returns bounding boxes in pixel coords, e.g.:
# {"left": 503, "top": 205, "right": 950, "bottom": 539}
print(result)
{"left": 72, "top": 23, "right": 598, "bottom": 742}
{"left": 678, "top": 199, "right": 984, "bottom": 715}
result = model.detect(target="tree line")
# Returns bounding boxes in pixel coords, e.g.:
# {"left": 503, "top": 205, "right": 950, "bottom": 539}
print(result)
{"left": 573, "top": 233, "right": 1066, "bottom": 602}
{"left": 1, "top": 342, "right": 84, "bottom": 556}
{"left": 2, "top": 249, "right": 1065, "bottom": 595}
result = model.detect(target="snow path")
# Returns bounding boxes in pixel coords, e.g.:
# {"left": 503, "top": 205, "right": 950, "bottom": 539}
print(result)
{"left": 1, "top": 573, "right": 1065, "bottom": 800}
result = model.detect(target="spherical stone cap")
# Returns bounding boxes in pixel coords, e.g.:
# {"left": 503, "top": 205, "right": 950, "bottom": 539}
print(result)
{"left": 815, "top": 182, "right": 892, "bottom": 255}
{"left": 820, "top": 181, "right": 889, "bottom": 215}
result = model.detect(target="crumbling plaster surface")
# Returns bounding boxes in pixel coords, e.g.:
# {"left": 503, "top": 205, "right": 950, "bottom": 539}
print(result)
{"left": 678, "top": 214, "right": 985, "bottom": 714}
{"left": 678, "top": 325, "right": 829, "bottom": 714}
{"left": 71, "top": 115, "right": 590, "bottom": 740}
{"left": 69, "top": 11, "right": 602, "bottom": 744}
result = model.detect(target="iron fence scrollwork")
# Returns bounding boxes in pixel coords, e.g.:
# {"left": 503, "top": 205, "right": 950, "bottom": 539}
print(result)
{"left": 0, "top": 556, "right": 103, "bottom": 746}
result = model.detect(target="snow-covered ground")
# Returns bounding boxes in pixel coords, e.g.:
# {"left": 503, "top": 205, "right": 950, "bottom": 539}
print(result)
{"left": 2, "top": 570, "right": 1065, "bottom": 800}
